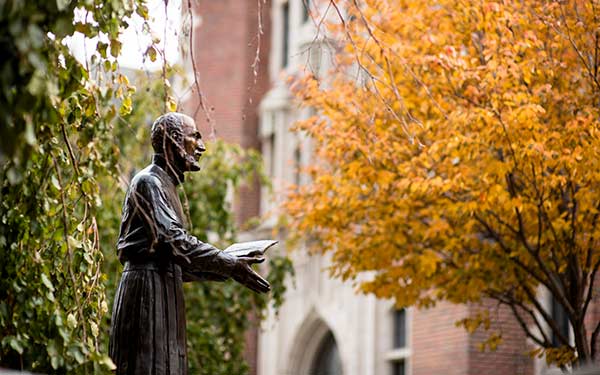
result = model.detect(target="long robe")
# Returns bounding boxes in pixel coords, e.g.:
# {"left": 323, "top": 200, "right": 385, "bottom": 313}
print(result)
{"left": 109, "top": 155, "right": 235, "bottom": 375}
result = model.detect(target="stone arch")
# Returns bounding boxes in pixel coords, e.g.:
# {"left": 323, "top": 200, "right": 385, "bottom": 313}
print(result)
{"left": 286, "top": 308, "right": 343, "bottom": 375}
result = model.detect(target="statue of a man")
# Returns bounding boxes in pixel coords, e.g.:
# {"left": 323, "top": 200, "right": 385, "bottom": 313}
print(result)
{"left": 109, "top": 112, "right": 270, "bottom": 374}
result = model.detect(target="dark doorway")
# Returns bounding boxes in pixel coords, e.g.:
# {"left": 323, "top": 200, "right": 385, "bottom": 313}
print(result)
{"left": 310, "top": 331, "right": 343, "bottom": 375}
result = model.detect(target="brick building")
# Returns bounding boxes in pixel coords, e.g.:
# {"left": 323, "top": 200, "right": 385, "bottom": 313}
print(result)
{"left": 181, "top": 1, "right": 599, "bottom": 375}
{"left": 181, "top": 1, "right": 273, "bottom": 373}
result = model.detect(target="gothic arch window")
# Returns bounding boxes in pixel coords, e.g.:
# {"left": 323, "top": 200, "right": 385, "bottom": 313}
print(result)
{"left": 310, "top": 331, "right": 343, "bottom": 375}
{"left": 286, "top": 312, "right": 344, "bottom": 375}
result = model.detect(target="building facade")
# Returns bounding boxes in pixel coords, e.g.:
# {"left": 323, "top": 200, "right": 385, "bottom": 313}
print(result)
{"left": 255, "top": 1, "right": 534, "bottom": 374}
{"left": 182, "top": 1, "right": 272, "bottom": 373}
{"left": 184, "top": 1, "right": 599, "bottom": 374}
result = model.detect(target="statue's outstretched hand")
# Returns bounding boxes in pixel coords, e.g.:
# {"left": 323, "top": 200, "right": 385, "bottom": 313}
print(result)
{"left": 232, "top": 255, "right": 271, "bottom": 294}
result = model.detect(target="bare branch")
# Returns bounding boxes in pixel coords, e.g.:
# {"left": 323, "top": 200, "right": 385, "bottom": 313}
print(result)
{"left": 519, "top": 278, "right": 572, "bottom": 348}
{"left": 509, "top": 302, "right": 548, "bottom": 347}
{"left": 582, "top": 258, "right": 600, "bottom": 319}
{"left": 186, "top": 0, "right": 214, "bottom": 135}
{"left": 489, "top": 289, "right": 553, "bottom": 346}
{"left": 51, "top": 155, "right": 87, "bottom": 344}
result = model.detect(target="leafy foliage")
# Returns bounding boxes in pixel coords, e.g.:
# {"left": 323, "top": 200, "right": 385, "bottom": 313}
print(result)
{"left": 0, "top": 0, "right": 143, "bottom": 372}
{"left": 287, "top": 0, "right": 600, "bottom": 367}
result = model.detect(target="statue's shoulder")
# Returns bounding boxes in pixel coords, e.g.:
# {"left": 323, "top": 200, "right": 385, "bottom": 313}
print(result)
{"left": 130, "top": 165, "right": 163, "bottom": 191}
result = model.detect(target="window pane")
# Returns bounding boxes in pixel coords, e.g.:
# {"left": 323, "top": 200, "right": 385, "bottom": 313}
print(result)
{"left": 282, "top": 2, "right": 289, "bottom": 67}
{"left": 302, "top": 0, "right": 310, "bottom": 22}
{"left": 268, "top": 133, "right": 276, "bottom": 177}
{"left": 551, "top": 296, "right": 570, "bottom": 347}
{"left": 393, "top": 309, "right": 406, "bottom": 348}
{"left": 294, "top": 144, "right": 301, "bottom": 185}
{"left": 391, "top": 360, "right": 405, "bottom": 375}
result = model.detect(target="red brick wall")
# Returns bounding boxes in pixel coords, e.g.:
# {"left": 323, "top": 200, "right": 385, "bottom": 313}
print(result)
{"left": 243, "top": 310, "right": 259, "bottom": 375}
{"left": 185, "top": 0, "right": 272, "bottom": 226}
{"left": 468, "top": 301, "right": 533, "bottom": 375}
{"left": 184, "top": 2, "right": 272, "bottom": 375}
{"left": 411, "top": 300, "right": 535, "bottom": 375}
{"left": 412, "top": 302, "right": 470, "bottom": 375}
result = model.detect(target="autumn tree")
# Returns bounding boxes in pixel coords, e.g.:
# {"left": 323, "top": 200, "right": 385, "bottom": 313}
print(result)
{"left": 287, "top": 0, "right": 600, "bottom": 368}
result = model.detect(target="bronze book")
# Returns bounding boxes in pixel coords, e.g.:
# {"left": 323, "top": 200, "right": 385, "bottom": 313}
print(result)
{"left": 223, "top": 240, "right": 278, "bottom": 258}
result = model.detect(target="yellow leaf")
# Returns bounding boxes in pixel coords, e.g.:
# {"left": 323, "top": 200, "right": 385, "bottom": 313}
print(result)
{"left": 167, "top": 96, "right": 177, "bottom": 112}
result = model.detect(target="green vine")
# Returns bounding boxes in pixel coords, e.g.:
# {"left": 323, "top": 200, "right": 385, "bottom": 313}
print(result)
{"left": 0, "top": 1, "right": 146, "bottom": 372}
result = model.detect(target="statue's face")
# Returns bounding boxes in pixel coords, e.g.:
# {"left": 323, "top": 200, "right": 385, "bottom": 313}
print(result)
{"left": 180, "top": 117, "right": 205, "bottom": 172}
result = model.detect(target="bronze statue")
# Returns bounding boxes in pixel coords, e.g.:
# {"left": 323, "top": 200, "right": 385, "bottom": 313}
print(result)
{"left": 109, "top": 112, "right": 271, "bottom": 375}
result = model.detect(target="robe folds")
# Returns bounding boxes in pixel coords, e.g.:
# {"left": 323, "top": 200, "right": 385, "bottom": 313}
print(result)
{"left": 109, "top": 155, "right": 235, "bottom": 375}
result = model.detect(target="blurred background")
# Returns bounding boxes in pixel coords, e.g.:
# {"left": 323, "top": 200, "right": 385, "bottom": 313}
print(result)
{"left": 2, "top": 1, "right": 600, "bottom": 374}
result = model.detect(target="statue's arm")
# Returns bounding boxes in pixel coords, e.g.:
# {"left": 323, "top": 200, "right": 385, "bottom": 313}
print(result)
{"left": 133, "top": 175, "right": 237, "bottom": 277}
{"left": 133, "top": 174, "right": 270, "bottom": 293}
{"left": 181, "top": 270, "right": 228, "bottom": 282}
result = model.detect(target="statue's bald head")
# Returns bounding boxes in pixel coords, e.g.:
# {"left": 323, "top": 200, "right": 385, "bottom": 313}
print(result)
{"left": 151, "top": 112, "right": 195, "bottom": 154}
{"left": 150, "top": 112, "right": 205, "bottom": 175}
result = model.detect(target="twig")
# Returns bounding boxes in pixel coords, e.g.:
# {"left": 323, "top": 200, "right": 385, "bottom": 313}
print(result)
{"left": 186, "top": 0, "right": 215, "bottom": 137}
{"left": 52, "top": 155, "right": 88, "bottom": 344}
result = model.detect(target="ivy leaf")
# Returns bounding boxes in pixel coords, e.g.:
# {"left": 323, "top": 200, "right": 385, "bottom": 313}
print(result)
{"left": 24, "top": 121, "right": 36, "bottom": 146}
{"left": 9, "top": 337, "right": 24, "bottom": 354}
{"left": 51, "top": 356, "right": 60, "bottom": 370}
{"left": 41, "top": 273, "right": 54, "bottom": 292}
{"left": 67, "top": 235, "right": 83, "bottom": 249}
{"left": 167, "top": 96, "right": 177, "bottom": 112}
{"left": 146, "top": 45, "right": 157, "bottom": 62}
{"left": 99, "top": 355, "right": 117, "bottom": 370}
{"left": 66, "top": 313, "right": 77, "bottom": 329}
{"left": 68, "top": 346, "right": 85, "bottom": 364}
{"left": 90, "top": 321, "right": 99, "bottom": 338}
{"left": 56, "top": 0, "right": 70, "bottom": 11}
{"left": 47, "top": 340, "right": 58, "bottom": 357}
{"left": 110, "top": 39, "right": 122, "bottom": 58}
{"left": 119, "top": 96, "right": 132, "bottom": 116}
{"left": 51, "top": 175, "right": 61, "bottom": 190}
{"left": 97, "top": 42, "right": 108, "bottom": 58}
{"left": 135, "top": 4, "right": 149, "bottom": 19}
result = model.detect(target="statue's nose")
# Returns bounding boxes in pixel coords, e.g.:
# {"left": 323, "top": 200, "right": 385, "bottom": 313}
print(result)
{"left": 197, "top": 139, "right": 206, "bottom": 152}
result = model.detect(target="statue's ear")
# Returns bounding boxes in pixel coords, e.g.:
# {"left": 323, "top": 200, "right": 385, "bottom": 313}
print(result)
{"left": 162, "top": 132, "right": 187, "bottom": 163}
{"left": 158, "top": 128, "right": 175, "bottom": 152}
{"left": 153, "top": 124, "right": 170, "bottom": 152}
